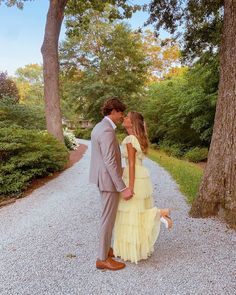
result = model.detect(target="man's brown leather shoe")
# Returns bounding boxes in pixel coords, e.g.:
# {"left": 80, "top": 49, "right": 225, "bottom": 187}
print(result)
{"left": 108, "top": 247, "right": 115, "bottom": 257}
{"left": 96, "top": 257, "right": 125, "bottom": 271}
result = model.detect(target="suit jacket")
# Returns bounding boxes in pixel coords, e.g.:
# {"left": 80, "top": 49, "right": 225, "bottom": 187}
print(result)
{"left": 89, "top": 117, "right": 126, "bottom": 192}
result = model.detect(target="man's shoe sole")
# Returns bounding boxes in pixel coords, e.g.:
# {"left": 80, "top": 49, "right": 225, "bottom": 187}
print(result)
{"left": 96, "top": 265, "right": 125, "bottom": 271}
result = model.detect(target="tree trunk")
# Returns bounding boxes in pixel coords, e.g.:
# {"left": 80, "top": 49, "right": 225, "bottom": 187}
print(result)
{"left": 41, "top": 0, "right": 68, "bottom": 142}
{"left": 190, "top": 1, "right": 236, "bottom": 228}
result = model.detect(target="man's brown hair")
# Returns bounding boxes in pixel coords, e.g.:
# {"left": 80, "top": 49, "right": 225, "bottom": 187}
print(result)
{"left": 101, "top": 98, "right": 126, "bottom": 116}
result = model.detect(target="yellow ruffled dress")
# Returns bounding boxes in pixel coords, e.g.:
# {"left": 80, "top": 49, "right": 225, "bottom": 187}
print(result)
{"left": 113, "top": 135, "right": 161, "bottom": 264}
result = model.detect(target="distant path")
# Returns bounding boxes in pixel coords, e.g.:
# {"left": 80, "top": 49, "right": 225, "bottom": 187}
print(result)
{"left": 0, "top": 139, "right": 235, "bottom": 295}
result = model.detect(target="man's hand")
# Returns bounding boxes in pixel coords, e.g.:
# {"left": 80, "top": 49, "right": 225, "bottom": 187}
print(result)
{"left": 121, "top": 187, "right": 133, "bottom": 200}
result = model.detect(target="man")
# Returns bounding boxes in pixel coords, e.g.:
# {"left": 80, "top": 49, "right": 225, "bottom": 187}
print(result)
{"left": 89, "top": 98, "right": 133, "bottom": 271}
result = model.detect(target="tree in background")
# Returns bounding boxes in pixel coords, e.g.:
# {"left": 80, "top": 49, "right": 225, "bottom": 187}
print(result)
{"left": 60, "top": 7, "right": 182, "bottom": 123}
{"left": 144, "top": 60, "right": 217, "bottom": 149}
{"left": 147, "top": 0, "right": 235, "bottom": 227}
{"left": 0, "top": 72, "right": 19, "bottom": 102}
{"left": 146, "top": 0, "right": 223, "bottom": 60}
{"left": 142, "top": 30, "right": 181, "bottom": 82}
{"left": 60, "top": 10, "right": 148, "bottom": 123}
{"left": 42, "top": 0, "right": 139, "bottom": 141}
{"left": 15, "top": 64, "right": 43, "bottom": 105}
{"left": 41, "top": 0, "right": 68, "bottom": 142}
{"left": 1, "top": 0, "right": 139, "bottom": 142}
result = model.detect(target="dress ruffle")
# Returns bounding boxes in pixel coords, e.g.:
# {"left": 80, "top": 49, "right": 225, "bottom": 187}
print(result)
{"left": 122, "top": 135, "right": 142, "bottom": 152}
{"left": 113, "top": 135, "right": 161, "bottom": 264}
{"left": 113, "top": 206, "right": 161, "bottom": 264}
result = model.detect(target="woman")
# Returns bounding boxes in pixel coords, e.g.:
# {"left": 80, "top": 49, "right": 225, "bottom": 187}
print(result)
{"left": 113, "top": 111, "right": 173, "bottom": 264}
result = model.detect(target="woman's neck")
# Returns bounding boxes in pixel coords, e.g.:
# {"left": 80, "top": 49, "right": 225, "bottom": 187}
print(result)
{"left": 126, "top": 128, "right": 134, "bottom": 135}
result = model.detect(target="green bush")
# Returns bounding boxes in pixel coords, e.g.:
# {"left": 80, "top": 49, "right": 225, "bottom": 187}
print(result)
{"left": 64, "top": 134, "right": 74, "bottom": 150}
{"left": 184, "top": 147, "right": 208, "bottom": 162}
{"left": 74, "top": 127, "right": 91, "bottom": 140}
{"left": 63, "top": 128, "right": 78, "bottom": 150}
{"left": 0, "top": 98, "right": 46, "bottom": 130}
{"left": 159, "top": 141, "right": 186, "bottom": 158}
{"left": 0, "top": 127, "right": 68, "bottom": 196}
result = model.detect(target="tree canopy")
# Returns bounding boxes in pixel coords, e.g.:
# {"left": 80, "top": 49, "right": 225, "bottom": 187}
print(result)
{"left": 14, "top": 64, "right": 44, "bottom": 104}
{"left": 147, "top": 0, "right": 223, "bottom": 60}
{"left": 60, "top": 9, "right": 149, "bottom": 122}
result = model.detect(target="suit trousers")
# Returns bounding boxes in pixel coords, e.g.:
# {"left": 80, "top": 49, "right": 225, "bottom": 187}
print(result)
{"left": 98, "top": 191, "right": 119, "bottom": 260}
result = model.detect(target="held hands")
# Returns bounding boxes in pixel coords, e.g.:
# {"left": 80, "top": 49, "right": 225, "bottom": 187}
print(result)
{"left": 121, "top": 187, "right": 134, "bottom": 201}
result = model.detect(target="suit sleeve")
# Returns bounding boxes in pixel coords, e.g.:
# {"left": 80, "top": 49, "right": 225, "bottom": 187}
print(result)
{"left": 99, "top": 129, "right": 126, "bottom": 192}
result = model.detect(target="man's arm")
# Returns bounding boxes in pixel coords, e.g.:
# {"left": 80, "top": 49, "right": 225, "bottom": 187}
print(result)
{"left": 99, "top": 129, "right": 126, "bottom": 192}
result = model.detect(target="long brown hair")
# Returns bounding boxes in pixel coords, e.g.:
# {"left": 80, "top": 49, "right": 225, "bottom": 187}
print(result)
{"left": 130, "top": 111, "right": 149, "bottom": 154}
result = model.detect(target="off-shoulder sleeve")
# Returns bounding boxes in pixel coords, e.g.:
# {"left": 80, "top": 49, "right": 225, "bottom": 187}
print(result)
{"left": 122, "top": 135, "right": 141, "bottom": 152}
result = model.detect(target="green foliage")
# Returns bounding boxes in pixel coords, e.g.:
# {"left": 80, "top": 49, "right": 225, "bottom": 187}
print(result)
{"left": 150, "top": 143, "right": 158, "bottom": 150}
{"left": 0, "top": 72, "right": 19, "bottom": 102}
{"left": 159, "top": 140, "right": 186, "bottom": 158}
{"left": 74, "top": 127, "right": 91, "bottom": 140}
{"left": 14, "top": 63, "right": 44, "bottom": 105}
{"left": 64, "top": 134, "right": 74, "bottom": 150}
{"left": 0, "top": 98, "right": 46, "bottom": 130}
{"left": 0, "top": 127, "right": 68, "bottom": 196}
{"left": 60, "top": 13, "right": 148, "bottom": 123}
{"left": 65, "top": 1, "right": 141, "bottom": 36}
{"left": 142, "top": 30, "right": 181, "bottom": 80}
{"left": 144, "top": 75, "right": 200, "bottom": 146}
{"left": 0, "top": 99, "right": 69, "bottom": 197}
{"left": 74, "top": 125, "right": 125, "bottom": 142}
{"left": 148, "top": 148, "right": 203, "bottom": 203}
{"left": 0, "top": 0, "right": 25, "bottom": 9}
{"left": 147, "top": 0, "right": 223, "bottom": 60}
{"left": 63, "top": 128, "right": 78, "bottom": 150}
{"left": 144, "top": 56, "right": 218, "bottom": 149}
{"left": 184, "top": 147, "right": 208, "bottom": 163}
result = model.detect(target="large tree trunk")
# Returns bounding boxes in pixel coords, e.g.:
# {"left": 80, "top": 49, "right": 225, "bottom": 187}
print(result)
{"left": 190, "top": 1, "right": 236, "bottom": 228}
{"left": 41, "top": 0, "right": 68, "bottom": 142}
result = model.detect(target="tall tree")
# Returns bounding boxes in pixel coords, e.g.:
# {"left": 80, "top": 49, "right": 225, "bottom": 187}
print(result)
{"left": 41, "top": 0, "right": 68, "bottom": 142}
{"left": 147, "top": 0, "right": 235, "bottom": 227}
{"left": 60, "top": 15, "right": 148, "bottom": 122}
{"left": 42, "top": 0, "right": 139, "bottom": 142}
{"left": 190, "top": 1, "right": 236, "bottom": 226}
{"left": 1, "top": 0, "right": 138, "bottom": 142}
{"left": 0, "top": 0, "right": 66, "bottom": 140}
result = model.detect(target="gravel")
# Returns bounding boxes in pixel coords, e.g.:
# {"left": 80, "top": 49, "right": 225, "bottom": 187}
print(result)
{"left": 0, "top": 139, "right": 235, "bottom": 295}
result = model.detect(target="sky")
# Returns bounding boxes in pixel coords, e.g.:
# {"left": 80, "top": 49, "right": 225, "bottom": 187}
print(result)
{"left": 0, "top": 0, "right": 168, "bottom": 76}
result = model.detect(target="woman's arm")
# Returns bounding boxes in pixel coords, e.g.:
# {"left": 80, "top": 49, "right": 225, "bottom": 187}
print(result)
{"left": 126, "top": 143, "right": 136, "bottom": 193}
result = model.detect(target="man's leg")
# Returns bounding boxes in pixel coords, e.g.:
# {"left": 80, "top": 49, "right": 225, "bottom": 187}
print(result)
{"left": 98, "top": 191, "right": 119, "bottom": 261}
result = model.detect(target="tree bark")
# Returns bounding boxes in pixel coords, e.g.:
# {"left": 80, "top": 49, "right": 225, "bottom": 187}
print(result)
{"left": 41, "top": 0, "right": 68, "bottom": 142}
{"left": 190, "top": 1, "right": 236, "bottom": 228}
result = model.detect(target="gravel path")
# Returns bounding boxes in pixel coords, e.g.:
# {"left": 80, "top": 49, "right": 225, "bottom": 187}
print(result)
{"left": 0, "top": 139, "right": 235, "bottom": 295}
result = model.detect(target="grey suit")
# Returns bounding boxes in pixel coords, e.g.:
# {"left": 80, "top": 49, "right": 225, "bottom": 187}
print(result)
{"left": 89, "top": 117, "right": 126, "bottom": 260}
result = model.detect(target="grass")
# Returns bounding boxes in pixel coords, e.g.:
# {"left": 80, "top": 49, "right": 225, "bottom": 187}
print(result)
{"left": 148, "top": 148, "right": 204, "bottom": 204}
